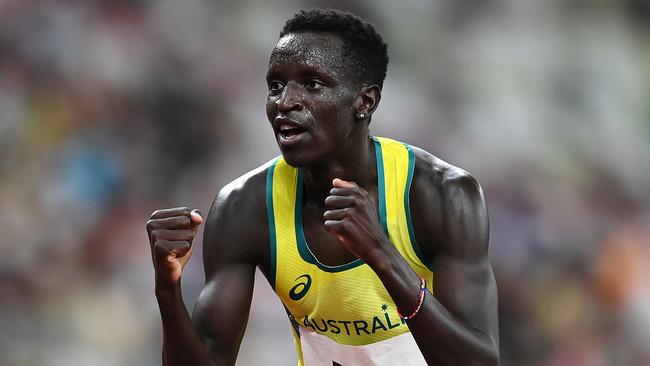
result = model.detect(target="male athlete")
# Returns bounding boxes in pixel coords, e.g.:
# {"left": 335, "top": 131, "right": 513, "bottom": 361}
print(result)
{"left": 146, "top": 8, "right": 499, "bottom": 366}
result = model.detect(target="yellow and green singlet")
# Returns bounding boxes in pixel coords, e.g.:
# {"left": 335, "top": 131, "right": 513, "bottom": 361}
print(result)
{"left": 265, "top": 137, "right": 433, "bottom": 365}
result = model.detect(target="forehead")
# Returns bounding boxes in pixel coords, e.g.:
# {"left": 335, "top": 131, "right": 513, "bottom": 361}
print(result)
{"left": 268, "top": 32, "right": 347, "bottom": 73}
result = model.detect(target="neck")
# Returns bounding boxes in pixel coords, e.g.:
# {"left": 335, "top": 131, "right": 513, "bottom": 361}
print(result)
{"left": 302, "top": 133, "right": 377, "bottom": 207}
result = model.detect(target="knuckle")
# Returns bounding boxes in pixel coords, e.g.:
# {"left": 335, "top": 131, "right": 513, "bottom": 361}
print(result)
{"left": 174, "top": 241, "right": 191, "bottom": 253}
{"left": 182, "top": 215, "right": 191, "bottom": 226}
{"left": 153, "top": 240, "right": 167, "bottom": 252}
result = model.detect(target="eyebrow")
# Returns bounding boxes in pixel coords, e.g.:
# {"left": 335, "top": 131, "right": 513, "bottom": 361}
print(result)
{"left": 266, "top": 63, "right": 337, "bottom": 84}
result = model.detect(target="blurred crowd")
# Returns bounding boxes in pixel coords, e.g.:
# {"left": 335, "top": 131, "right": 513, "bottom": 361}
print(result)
{"left": 0, "top": 0, "right": 648, "bottom": 365}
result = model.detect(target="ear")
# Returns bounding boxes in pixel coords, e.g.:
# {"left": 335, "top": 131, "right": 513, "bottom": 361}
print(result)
{"left": 354, "top": 85, "right": 381, "bottom": 121}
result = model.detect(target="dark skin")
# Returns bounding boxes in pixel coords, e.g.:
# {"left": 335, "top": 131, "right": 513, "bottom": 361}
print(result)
{"left": 146, "top": 31, "right": 499, "bottom": 366}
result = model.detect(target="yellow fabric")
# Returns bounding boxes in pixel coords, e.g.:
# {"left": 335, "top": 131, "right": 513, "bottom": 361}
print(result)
{"left": 267, "top": 137, "right": 433, "bottom": 365}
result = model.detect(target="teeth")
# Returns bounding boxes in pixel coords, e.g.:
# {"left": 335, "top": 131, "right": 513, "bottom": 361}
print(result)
{"left": 280, "top": 125, "right": 301, "bottom": 133}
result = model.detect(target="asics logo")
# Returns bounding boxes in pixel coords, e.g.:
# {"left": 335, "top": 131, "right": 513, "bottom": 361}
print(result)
{"left": 289, "top": 274, "right": 312, "bottom": 301}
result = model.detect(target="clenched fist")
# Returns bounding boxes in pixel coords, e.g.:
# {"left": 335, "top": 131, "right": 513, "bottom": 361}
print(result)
{"left": 146, "top": 207, "right": 203, "bottom": 288}
{"left": 323, "top": 178, "right": 390, "bottom": 266}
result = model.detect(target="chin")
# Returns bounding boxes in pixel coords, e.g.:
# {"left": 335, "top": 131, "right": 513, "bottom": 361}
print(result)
{"left": 276, "top": 138, "right": 333, "bottom": 168}
{"left": 278, "top": 147, "right": 322, "bottom": 168}
{"left": 279, "top": 152, "right": 307, "bottom": 168}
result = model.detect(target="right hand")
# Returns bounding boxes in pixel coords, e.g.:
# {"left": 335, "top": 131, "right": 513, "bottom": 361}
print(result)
{"left": 146, "top": 207, "right": 204, "bottom": 288}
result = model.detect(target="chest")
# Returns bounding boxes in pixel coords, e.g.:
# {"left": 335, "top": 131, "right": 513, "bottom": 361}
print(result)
{"left": 266, "top": 138, "right": 434, "bottom": 343}
{"left": 300, "top": 189, "right": 379, "bottom": 267}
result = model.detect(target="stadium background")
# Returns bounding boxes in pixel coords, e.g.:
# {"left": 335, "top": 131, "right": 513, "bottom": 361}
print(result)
{"left": 1, "top": 0, "right": 649, "bottom": 365}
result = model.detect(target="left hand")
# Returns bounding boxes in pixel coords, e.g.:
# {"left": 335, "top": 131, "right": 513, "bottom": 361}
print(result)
{"left": 323, "top": 178, "right": 390, "bottom": 264}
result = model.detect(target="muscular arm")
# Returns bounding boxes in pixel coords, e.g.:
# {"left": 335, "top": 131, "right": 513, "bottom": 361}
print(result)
{"left": 324, "top": 151, "right": 499, "bottom": 365}
{"left": 192, "top": 178, "right": 267, "bottom": 365}
{"left": 154, "top": 172, "right": 267, "bottom": 366}
{"left": 376, "top": 155, "right": 499, "bottom": 365}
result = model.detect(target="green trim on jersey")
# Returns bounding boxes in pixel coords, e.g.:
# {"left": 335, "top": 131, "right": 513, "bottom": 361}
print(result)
{"left": 266, "top": 158, "right": 279, "bottom": 289}
{"left": 403, "top": 144, "right": 435, "bottom": 271}
{"left": 373, "top": 137, "right": 388, "bottom": 234}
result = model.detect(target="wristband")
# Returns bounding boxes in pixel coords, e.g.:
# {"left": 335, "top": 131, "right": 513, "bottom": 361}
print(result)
{"left": 397, "top": 278, "right": 427, "bottom": 321}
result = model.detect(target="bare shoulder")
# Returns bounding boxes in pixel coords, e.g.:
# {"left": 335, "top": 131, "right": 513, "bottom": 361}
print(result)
{"left": 409, "top": 145, "right": 482, "bottom": 195}
{"left": 408, "top": 145, "right": 488, "bottom": 259}
{"left": 203, "top": 159, "right": 275, "bottom": 273}
{"left": 210, "top": 160, "right": 271, "bottom": 219}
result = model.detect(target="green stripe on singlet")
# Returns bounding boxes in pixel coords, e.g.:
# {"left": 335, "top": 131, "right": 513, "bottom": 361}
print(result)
{"left": 403, "top": 144, "right": 434, "bottom": 271}
{"left": 265, "top": 159, "right": 279, "bottom": 289}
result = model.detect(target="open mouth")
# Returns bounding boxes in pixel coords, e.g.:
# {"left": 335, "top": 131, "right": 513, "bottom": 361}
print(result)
{"left": 279, "top": 125, "right": 306, "bottom": 139}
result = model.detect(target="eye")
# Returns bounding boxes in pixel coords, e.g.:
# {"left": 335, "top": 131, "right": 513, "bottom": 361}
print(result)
{"left": 268, "top": 81, "right": 284, "bottom": 93}
{"left": 304, "top": 79, "right": 323, "bottom": 90}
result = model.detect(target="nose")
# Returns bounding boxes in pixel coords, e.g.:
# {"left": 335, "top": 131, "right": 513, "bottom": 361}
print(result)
{"left": 275, "top": 82, "right": 303, "bottom": 112}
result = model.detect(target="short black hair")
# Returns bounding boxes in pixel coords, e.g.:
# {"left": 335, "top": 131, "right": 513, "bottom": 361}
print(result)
{"left": 279, "top": 8, "right": 389, "bottom": 90}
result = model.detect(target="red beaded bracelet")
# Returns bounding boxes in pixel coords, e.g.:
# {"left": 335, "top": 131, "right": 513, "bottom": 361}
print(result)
{"left": 397, "top": 278, "right": 427, "bottom": 321}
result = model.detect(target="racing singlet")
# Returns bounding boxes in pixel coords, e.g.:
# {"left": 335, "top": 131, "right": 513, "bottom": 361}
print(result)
{"left": 265, "top": 136, "right": 434, "bottom": 365}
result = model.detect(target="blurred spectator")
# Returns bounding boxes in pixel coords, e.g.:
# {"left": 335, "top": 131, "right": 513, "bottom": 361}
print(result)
{"left": 0, "top": 0, "right": 648, "bottom": 365}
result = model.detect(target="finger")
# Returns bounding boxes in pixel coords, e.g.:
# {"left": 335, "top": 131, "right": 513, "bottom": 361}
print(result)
{"left": 323, "top": 219, "right": 349, "bottom": 235}
{"left": 149, "top": 229, "right": 194, "bottom": 242}
{"left": 150, "top": 207, "right": 190, "bottom": 219}
{"left": 333, "top": 178, "right": 357, "bottom": 188}
{"left": 190, "top": 209, "right": 204, "bottom": 228}
{"left": 155, "top": 240, "right": 191, "bottom": 260}
{"left": 329, "top": 187, "right": 361, "bottom": 196}
{"left": 323, "top": 208, "right": 349, "bottom": 221}
{"left": 323, "top": 221, "right": 351, "bottom": 246}
{"left": 147, "top": 215, "right": 191, "bottom": 231}
{"left": 324, "top": 195, "right": 356, "bottom": 209}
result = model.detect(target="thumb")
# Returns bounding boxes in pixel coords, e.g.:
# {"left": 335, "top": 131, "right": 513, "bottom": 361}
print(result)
{"left": 190, "top": 209, "right": 204, "bottom": 229}
{"left": 332, "top": 178, "right": 357, "bottom": 188}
